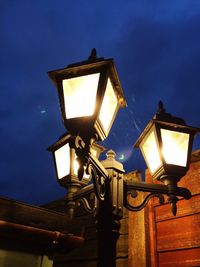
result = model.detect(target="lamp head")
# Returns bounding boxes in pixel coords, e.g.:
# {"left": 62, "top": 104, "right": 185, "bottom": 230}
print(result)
{"left": 134, "top": 101, "right": 200, "bottom": 185}
{"left": 48, "top": 49, "right": 127, "bottom": 142}
{"left": 48, "top": 133, "right": 106, "bottom": 188}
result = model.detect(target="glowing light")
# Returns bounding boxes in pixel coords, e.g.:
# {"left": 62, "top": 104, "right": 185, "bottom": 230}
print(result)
{"left": 73, "top": 159, "right": 90, "bottom": 179}
{"left": 119, "top": 154, "right": 125, "bottom": 161}
{"left": 55, "top": 144, "right": 70, "bottom": 179}
{"left": 73, "top": 147, "right": 99, "bottom": 179}
{"left": 99, "top": 78, "right": 118, "bottom": 133}
{"left": 63, "top": 73, "right": 100, "bottom": 119}
{"left": 161, "top": 129, "right": 189, "bottom": 166}
{"left": 117, "top": 148, "right": 133, "bottom": 162}
{"left": 73, "top": 158, "right": 80, "bottom": 176}
{"left": 141, "top": 130, "right": 162, "bottom": 174}
{"left": 55, "top": 144, "right": 98, "bottom": 180}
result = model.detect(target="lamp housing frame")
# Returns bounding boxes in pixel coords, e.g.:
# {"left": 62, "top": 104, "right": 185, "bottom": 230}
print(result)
{"left": 48, "top": 134, "right": 91, "bottom": 188}
{"left": 134, "top": 105, "right": 200, "bottom": 183}
{"left": 48, "top": 56, "right": 126, "bottom": 142}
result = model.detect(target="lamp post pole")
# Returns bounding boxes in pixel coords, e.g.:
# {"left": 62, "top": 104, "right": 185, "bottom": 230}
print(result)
{"left": 95, "top": 188, "right": 121, "bottom": 267}
{"left": 95, "top": 150, "right": 124, "bottom": 267}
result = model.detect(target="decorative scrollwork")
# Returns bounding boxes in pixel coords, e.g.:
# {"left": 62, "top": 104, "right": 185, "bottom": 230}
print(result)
{"left": 177, "top": 187, "right": 192, "bottom": 200}
{"left": 86, "top": 162, "right": 106, "bottom": 201}
{"left": 77, "top": 196, "right": 96, "bottom": 214}
{"left": 125, "top": 190, "right": 165, "bottom": 212}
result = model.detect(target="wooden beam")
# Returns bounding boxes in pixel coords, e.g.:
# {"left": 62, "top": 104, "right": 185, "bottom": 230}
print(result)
{"left": 0, "top": 197, "right": 69, "bottom": 231}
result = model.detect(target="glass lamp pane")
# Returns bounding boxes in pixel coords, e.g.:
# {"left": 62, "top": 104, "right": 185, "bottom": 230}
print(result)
{"left": 73, "top": 159, "right": 79, "bottom": 176}
{"left": 99, "top": 78, "right": 118, "bottom": 133}
{"left": 141, "top": 130, "right": 162, "bottom": 174}
{"left": 55, "top": 144, "right": 99, "bottom": 180}
{"left": 73, "top": 160, "right": 90, "bottom": 179}
{"left": 55, "top": 144, "right": 70, "bottom": 179}
{"left": 161, "top": 129, "right": 189, "bottom": 166}
{"left": 63, "top": 73, "right": 100, "bottom": 119}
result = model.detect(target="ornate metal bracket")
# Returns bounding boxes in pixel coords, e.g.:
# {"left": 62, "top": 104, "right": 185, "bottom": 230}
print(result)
{"left": 125, "top": 189, "right": 164, "bottom": 212}
{"left": 86, "top": 154, "right": 109, "bottom": 201}
{"left": 66, "top": 135, "right": 192, "bottom": 217}
{"left": 73, "top": 184, "right": 96, "bottom": 214}
{"left": 124, "top": 180, "right": 192, "bottom": 215}
{"left": 76, "top": 196, "right": 96, "bottom": 214}
{"left": 71, "top": 135, "right": 109, "bottom": 201}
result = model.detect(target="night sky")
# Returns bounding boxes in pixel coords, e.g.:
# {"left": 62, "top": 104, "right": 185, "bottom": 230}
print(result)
{"left": 1, "top": 1, "right": 200, "bottom": 205}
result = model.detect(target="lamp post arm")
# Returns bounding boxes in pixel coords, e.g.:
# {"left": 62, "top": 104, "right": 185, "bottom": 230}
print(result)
{"left": 124, "top": 191, "right": 164, "bottom": 212}
{"left": 73, "top": 184, "right": 94, "bottom": 200}
{"left": 125, "top": 180, "right": 169, "bottom": 194}
{"left": 124, "top": 180, "right": 191, "bottom": 198}
{"left": 124, "top": 180, "right": 192, "bottom": 213}
{"left": 124, "top": 181, "right": 165, "bottom": 212}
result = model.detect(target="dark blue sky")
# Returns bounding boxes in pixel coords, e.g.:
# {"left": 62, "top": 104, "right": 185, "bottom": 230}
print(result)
{"left": 1, "top": 0, "right": 200, "bottom": 205}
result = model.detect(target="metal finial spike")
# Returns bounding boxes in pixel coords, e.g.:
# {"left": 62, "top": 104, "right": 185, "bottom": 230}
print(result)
{"left": 88, "top": 48, "right": 97, "bottom": 60}
{"left": 171, "top": 202, "right": 177, "bottom": 216}
{"left": 157, "top": 100, "right": 166, "bottom": 114}
{"left": 168, "top": 194, "right": 178, "bottom": 216}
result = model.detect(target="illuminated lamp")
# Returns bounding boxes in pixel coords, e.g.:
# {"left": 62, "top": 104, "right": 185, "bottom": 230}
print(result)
{"left": 48, "top": 49, "right": 126, "bottom": 142}
{"left": 134, "top": 101, "right": 199, "bottom": 186}
{"left": 48, "top": 133, "right": 106, "bottom": 188}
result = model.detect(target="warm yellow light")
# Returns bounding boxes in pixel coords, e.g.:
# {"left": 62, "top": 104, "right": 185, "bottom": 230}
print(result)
{"left": 55, "top": 144, "right": 90, "bottom": 180}
{"left": 161, "top": 129, "right": 189, "bottom": 166}
{"left": 90, "top": 147, "right": 98, "bottom": 157}
{"left": 73, "top": 159, "right": 79, "bottom": 176}
{"left": 73, "top": 148, "right": 99, "bottom": 179}
{"left": 55, "top": 144, "right": 70, "bottom": 179}
{"left": 73, "top": 159, "right": 90, "bottom": 179}
{"left": 99, "top": 78, "right": 118, "bottom": 133}
{"left": 141, "top": 130, "right": 162, "bottom": 174}
{"left": 55, "top": 142, "right": 101, "bottom": 180}
{"left": 63, "top": 73, "right": 100, "bottom": 119}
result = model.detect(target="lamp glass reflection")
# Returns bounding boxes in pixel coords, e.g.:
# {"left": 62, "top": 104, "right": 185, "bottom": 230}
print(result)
{"left": 99, "top": 78, "right": 118, "bottom": 132}
{"left": 161, "top": 129, "right": 189, "bottom": 166}
{"left": 141, "top": 129, "right": 162, "bottom": 174}
{"left": 55, "top": 143, "right": 70, "bottom": 179}
{"left": 73, "top": 157, "right": 90, "bottom": 179}
{"left": 62, "top": 73, "right": 100, "bottom": 119}
{"left": 55, "top": 143, "right": 99, "bottom": 180}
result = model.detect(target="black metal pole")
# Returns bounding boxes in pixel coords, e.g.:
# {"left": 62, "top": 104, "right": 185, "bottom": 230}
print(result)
{"left": 95, "top": 201, "right": 120, "bottom": 267}
{"left": 95, "top": 179, "right": 121, "bottom": 267}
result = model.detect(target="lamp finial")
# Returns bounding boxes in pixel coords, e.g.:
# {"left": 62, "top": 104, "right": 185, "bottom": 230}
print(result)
{"left": 157, "top": 101, "right": 165, "bottom": 114}
{"left": 88, "top": 48, "right": 97, "bottom": 60}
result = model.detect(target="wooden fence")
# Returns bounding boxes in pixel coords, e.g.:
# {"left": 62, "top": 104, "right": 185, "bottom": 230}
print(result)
{"left": 146, "top": 152, "right": 200, "bottom": 267}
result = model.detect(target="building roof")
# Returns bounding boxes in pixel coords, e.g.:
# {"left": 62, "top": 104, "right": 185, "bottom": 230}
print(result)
{"left": 0, "top": 197, "right": 84, "bottom": 254}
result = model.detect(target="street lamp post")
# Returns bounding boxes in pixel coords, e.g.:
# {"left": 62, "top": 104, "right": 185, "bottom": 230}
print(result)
{"left": 48, "top": 49, "right": 199, "bottom": 267}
